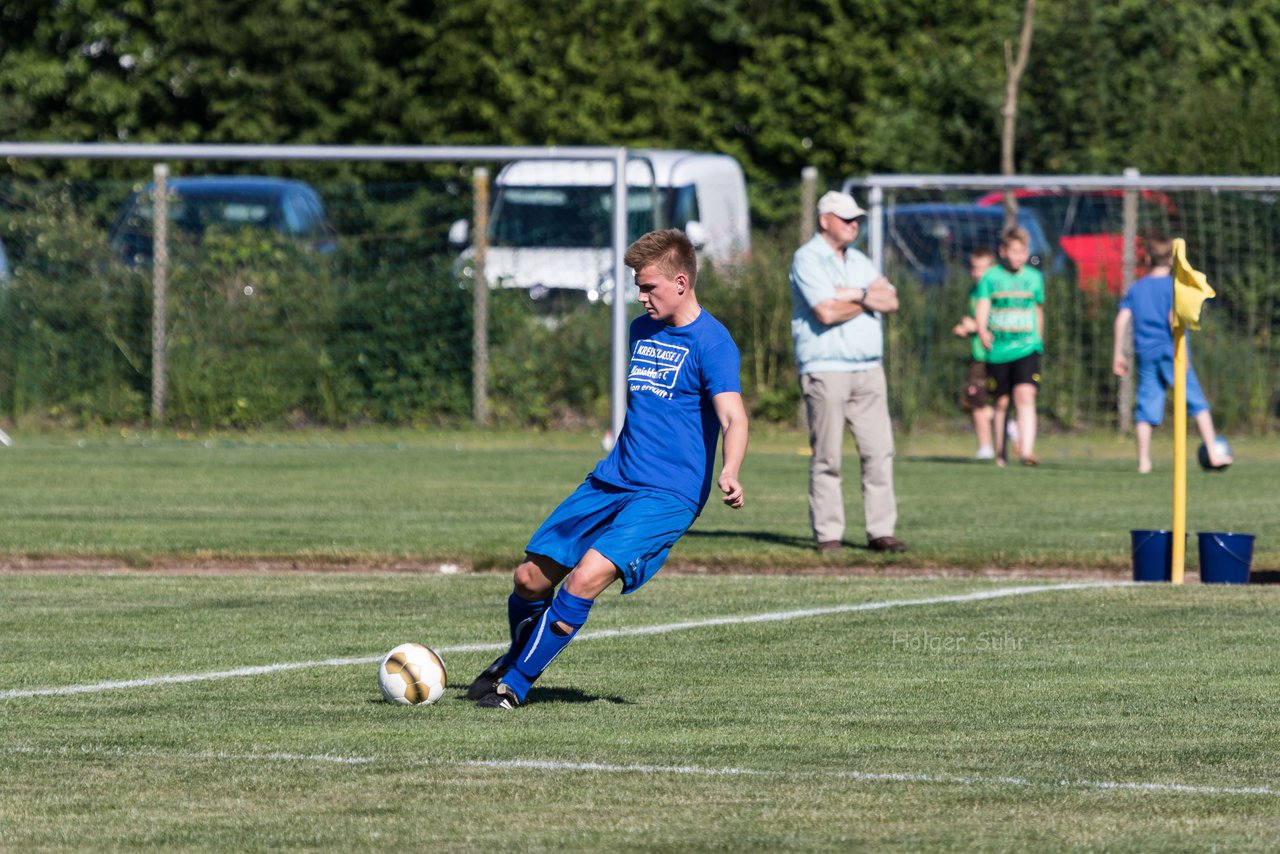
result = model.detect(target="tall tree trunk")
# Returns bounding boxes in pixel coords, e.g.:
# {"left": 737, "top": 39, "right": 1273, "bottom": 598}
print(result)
{"left": 1002, "top": 0, "right": 1036, "bottom": 229}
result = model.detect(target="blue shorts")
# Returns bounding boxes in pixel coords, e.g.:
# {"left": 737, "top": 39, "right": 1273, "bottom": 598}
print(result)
{"left": 1135, "top": 353, "right": 1209, "bottom": 426}
{"left": 525, "top": 476, "right": 697, "bottom": 594}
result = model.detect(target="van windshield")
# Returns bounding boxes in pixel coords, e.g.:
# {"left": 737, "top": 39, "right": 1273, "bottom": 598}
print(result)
{"left": 490, "top": 186, "right": 670, "bottom": 249}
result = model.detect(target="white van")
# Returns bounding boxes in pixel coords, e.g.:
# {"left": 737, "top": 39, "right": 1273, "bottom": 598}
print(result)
{"left": 450, "top": 150, "right": 750, "bottom": 304}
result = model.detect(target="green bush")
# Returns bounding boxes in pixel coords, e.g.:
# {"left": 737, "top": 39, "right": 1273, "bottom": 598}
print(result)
{"left": 338, "top": 255, "right": 473, "bottom": 425}
{"left": 0, "top": 184, "right": 149, "bottom": 426}
{"left": 700, "top": 236, "right": 800, "bottom": 421}
{"left": 487, "top": 293, "right": 613, "bottom": 427}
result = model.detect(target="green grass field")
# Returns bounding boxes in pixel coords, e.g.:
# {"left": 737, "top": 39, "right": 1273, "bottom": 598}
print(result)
{"left": 2, "top": 428, "right": 1278, "bottom": 849}
{"left": 3, "top": 573, "right": 1279, "bottom": 850}
{"left": 0, "top": 427, "right": 1274, "bottom": 571}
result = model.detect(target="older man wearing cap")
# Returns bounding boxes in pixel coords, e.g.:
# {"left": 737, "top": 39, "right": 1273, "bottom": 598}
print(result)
{"left": 789, "top": 190, "right": 906, "bottom": 554}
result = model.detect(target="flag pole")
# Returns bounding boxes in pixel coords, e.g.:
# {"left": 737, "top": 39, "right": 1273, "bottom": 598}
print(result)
{"left": 1168, "top": 236, "right": 1214, "bottom": 585}
{"left": 1171, "top": 321, "right": 1188, "bottom": 584}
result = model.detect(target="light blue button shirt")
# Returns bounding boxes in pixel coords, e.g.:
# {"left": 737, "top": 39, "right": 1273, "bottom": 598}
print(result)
{"left": 789, "top": 233, "right": 888, "bottom": 375}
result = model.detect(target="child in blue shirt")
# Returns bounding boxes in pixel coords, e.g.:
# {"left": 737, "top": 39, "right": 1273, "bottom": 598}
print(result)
{"left": 1112, "top": 236, "right": 1232, "bottom": 473}
{"left": 468, "top": 229, "right": 749, "bottom": 709}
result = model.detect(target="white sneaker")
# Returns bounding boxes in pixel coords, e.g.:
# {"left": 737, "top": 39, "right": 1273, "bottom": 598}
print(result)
{"left": 1006, "top": 421, "right": 1019, "bottom": 443}
{"left": 975, "top": 446, "right": 995, "bottom": 460}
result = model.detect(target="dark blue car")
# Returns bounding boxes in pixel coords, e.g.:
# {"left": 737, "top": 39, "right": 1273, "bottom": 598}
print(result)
{"left": 878, "top": 203, "right": 1054, "bottom": 286}
{"left": 109, "top": 176, "right": 338, "bottom": 264}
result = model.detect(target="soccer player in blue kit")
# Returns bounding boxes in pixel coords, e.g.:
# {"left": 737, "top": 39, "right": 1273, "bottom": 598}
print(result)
{"left": 469, "top": 228, "right": 749, "bottom": 709}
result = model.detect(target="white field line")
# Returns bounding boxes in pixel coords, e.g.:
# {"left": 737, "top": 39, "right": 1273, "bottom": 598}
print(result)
{"left": 6, "top": 744, "right": 1275, "bottom": 798}
{"left": 0, "top": 581, "right": 1128, "bottom": 700}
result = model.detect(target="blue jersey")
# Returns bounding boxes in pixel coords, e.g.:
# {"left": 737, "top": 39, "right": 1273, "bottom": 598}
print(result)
{"left": 1119, "top": 274, "right": 1175, "bottom": 360}
{"left": 590, "top": 309, "right": 741, "bottom": 513}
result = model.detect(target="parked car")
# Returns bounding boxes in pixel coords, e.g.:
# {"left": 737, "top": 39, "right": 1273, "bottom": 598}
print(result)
{"left": 109, "top": 176, "right": 338, "bottom": 264}
{"left": 873, "top": 203, "right": 1053, "bottom": 287}
{"left": 975, "top": 189, "right": 1178, "bottom": 293}
{"left": 449, "top": 150, "right": 750, "bottom": 305}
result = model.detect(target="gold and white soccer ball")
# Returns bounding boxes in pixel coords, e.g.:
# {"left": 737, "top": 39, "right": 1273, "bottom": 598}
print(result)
{"left": 377, "top": 642, "right": 448, "bottom": 705}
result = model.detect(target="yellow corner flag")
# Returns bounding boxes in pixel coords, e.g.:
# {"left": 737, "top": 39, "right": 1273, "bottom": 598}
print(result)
{"left": 1171, "top": 237, "right": 1215, "bottom": 330}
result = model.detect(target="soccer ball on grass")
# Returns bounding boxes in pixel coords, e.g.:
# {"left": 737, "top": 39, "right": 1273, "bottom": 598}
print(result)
{"left": 1196, "top": 436, "right": 1233, "bottom": 471}
{"left": 377, "top": 642, "right": 447, "bottom": 705}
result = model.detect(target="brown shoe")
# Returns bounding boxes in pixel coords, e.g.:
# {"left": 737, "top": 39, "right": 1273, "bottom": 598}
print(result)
{"left": 818, "top": 540, "right": 843, "bottom": 553}
{"left": 1021, "top": 454, "right": 1040, "bottom": 467}
{"left": 868, "top": 536, "right": 908, "bottom": 554}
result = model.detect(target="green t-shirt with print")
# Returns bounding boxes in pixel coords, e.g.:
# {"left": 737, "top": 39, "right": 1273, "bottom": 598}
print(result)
{"left": 976, "top": 264, "right": 1044, "bottom": 364}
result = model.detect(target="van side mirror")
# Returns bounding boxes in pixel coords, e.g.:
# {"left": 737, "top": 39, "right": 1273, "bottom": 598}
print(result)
{"left": 448, "top": 218, "right": 470, "bottom": 248}
{"left": 683, "top": 220, "right": 708, "bottom": 249}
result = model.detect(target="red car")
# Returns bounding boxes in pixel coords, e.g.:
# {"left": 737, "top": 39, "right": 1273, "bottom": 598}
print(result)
{"left": 975, "top": 189, "right": 1178, "bottom": 294}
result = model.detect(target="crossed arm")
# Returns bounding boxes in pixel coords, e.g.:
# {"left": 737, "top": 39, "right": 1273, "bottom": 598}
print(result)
{"left": 811, "top": 275, "right": 900, "bottom": 326}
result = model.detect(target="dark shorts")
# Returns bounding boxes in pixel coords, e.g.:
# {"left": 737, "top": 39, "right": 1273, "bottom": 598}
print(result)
{"left": 986, "top": 352, "right": 1042, "bottom": 399}
{"left": 960, "top": 360, "right": 989, "bottom": 411}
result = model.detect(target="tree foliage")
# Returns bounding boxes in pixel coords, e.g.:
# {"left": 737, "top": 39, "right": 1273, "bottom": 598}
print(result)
{"left": 2, "top": 0, "right": 1278, "bottom": 195}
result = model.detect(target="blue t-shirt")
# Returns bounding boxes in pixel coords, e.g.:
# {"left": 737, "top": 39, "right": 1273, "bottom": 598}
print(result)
{"left": 1119, "top": 274, "right": 1175, "bottom": 360}
{"left": 591, "top": 309, "right": 741, "bottom": 513}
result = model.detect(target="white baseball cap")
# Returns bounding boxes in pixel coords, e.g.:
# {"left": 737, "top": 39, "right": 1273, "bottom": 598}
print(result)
{"left": 817, "top": 191, "right": 867, "bottom": 220}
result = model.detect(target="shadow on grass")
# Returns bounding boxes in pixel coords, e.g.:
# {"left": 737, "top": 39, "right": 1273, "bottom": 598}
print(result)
{"left": 440, "top": 686, "right": 633, "bottom": 706}
{"left": 685, "top": 528, "right": 902, "bottom": 555}
{"left": 526, "top": 686, "right": 632, "bottom": 705}
{"left": 683, "top": 528, "right": 814, "bottom": 550}
{"left": 900, "top": 454, "right": 1003, "bottom": 465}
{"left": 902, "top": 454, "right": 1140, "bottom": 472}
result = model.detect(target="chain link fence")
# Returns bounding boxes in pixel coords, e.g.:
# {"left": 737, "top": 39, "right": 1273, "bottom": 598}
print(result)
{"left": 0, "top": 153, "right": 1277, "bottom": 434}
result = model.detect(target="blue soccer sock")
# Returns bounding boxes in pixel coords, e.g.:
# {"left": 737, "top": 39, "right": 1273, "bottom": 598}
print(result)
{"left": 499, "top": 592, "right": 551, "bottom": 670}
{"left": 502, "top": 586, "right": 595, "bottom": 701}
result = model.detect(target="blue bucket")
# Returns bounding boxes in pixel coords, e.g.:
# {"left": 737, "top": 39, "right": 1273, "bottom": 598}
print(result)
{"left": 1130, "top": 529, "right": 1174, "bottom": 582}
{"left": 1197, "top": 532, "right": 1255, "bottom": 584}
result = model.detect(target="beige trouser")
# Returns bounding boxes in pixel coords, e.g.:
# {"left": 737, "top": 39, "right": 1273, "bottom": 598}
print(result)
{"left": 801, "top": 367, "right": 898, "bottom": 544}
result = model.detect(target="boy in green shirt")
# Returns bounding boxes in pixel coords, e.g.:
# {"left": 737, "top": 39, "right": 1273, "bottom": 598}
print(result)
{"left": 975, "top": 226, "right": 1044, "bottom": 466}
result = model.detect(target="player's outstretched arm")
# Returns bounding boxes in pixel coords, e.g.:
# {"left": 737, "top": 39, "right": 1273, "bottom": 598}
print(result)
{"left": 713, "top": 391, "right": 748, "bottom": 509}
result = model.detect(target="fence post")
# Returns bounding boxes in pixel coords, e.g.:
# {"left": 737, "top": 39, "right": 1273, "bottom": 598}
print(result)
{"left": 151, "top": 163, "right": 169, "bottom": 425}
{"left": 799, "top": 166, "right": 818, "bottom": 243}
{"left": 1118, "top": 166, "right": 1139, "bottom": 432}
{"left": 472, "top": 167, "right": 490, "bottom": 426}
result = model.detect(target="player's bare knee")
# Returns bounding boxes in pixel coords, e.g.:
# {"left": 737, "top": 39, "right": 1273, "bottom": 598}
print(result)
{"left": 512, "top": 561, "right": 552, "bottom": 600}
{"left": 564, "top": 570, "right": 612, "bottom": 600}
